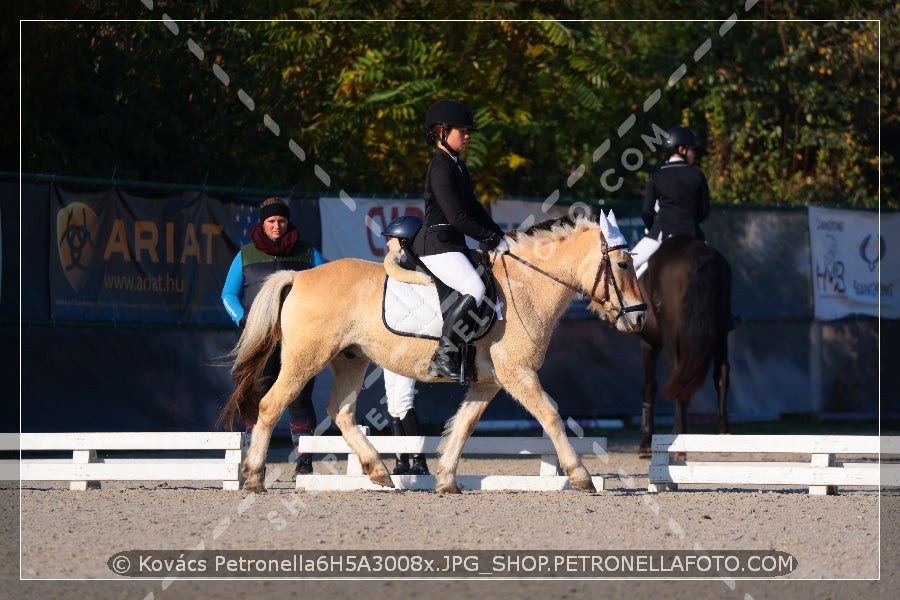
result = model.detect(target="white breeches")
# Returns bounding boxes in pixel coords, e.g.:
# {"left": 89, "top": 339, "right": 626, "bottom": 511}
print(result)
{"left": 419, "top": 252, "right": 486, "bottom": 305}
{"left": 630, "top": 235, "right": 662, "bottom": 278}
{"left": 384, "top": 368, "right": 416, "bottom": 419}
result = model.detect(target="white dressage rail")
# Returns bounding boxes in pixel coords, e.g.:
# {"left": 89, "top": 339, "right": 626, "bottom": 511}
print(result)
{"left": 648, "top": 434, "right": 900, "bottom": 495}
{"left": 0, "top": 432, "right": 246, "bottom": 490}
{"left": 296, "top": 434, "right": 608, "bottom": 491}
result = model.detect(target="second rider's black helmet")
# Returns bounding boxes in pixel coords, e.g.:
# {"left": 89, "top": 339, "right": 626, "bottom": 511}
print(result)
{"left": 662, "top": 126, "right": 699, "bottom": 154}
{"left": 381, "top": 215, "right": 423, "bottom": 241}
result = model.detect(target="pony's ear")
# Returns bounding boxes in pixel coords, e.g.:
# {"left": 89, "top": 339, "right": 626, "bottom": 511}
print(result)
{"left": 607, "top": 210, "right": 620, "bottom": 230}
{"left": 598, "top": 210, "right": 628, "bottom": 246}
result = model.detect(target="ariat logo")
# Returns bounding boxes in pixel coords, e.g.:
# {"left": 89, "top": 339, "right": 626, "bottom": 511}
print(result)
{"left": 57, "top": 202, "right": 100, "bottom": 292}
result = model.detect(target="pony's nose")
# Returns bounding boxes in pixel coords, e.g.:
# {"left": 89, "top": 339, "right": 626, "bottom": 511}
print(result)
{"left": 632, "top": 311, "right": 645, "bottom": 331}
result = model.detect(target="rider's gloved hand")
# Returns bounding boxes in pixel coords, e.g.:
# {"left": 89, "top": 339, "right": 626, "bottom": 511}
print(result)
{"left": 495, "top": 239, "right": 510, "bottom": 254}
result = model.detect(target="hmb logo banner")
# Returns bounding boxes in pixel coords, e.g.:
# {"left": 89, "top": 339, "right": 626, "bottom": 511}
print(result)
{"left": 808, "top": 205, "right": 899, "bottom": 320}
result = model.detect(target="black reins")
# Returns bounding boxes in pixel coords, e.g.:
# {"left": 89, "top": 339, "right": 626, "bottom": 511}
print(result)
{"left": 498, "top": 240, "right": 647, "bottom": 324}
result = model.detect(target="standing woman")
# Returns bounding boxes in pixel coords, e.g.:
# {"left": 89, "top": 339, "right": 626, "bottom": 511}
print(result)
{"left": 412, "top": 99, "right": 508, "bottom": 381}
{"left": 221, "top": 197, "right": 325, "bottom": 474}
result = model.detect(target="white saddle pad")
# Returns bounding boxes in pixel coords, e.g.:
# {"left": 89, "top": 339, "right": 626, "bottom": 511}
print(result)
{"left": 382, "top": 277, "right": 442, "bottom": 340}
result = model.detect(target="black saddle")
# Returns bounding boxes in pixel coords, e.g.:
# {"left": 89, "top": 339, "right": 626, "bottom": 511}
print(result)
{"left": 392, "top": 248, "right": 499, "bottom": 342}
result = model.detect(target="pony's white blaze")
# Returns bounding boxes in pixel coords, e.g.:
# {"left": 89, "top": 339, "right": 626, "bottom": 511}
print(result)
{"left": 222, "top": 215, "right": 646, "bottom": 494}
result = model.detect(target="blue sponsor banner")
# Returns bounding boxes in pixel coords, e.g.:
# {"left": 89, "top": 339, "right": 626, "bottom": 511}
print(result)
{"left": 50, "top": 185, "right": 247, "bottom": 325}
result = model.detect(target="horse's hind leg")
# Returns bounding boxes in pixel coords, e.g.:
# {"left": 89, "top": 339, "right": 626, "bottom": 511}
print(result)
{"left": 435, "top": 382, "right": 501, "bottom": 494}
{"left": 674, "top": 399, "right": 689, "bottom": 436}
{"left": 243, "top": 372, "right": 314, "bottom": 492}
{"left": 639, "top": 341, "right": 660, "bottom": 458}
{"left": 243, "top": 333, "right": 336, "bottom": 491}
{"left": 713, "top": 357, "right": 730, "bottom": 435}
{"left": 326, "top": 350, "right": 393, "bottom": 488}
{"left": 671, "top": 398, "right": 690, "bottom": 461}
{"left": 496, "top": 367, "right": 594, "bottom": 492}
{"left": 716, "top": 255, "right": 732, "bottom": 436}
{"left": 242, "top": 412, "right": 274, "bottom": 492}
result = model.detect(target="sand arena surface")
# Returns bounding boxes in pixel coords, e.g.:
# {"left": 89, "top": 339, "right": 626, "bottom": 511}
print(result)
{"left": 2, "top": 434, "right": 898, "bottom": 600}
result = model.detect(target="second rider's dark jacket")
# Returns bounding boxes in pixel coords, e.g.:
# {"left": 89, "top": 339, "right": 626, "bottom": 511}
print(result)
{"left": 413, "top": 149, "right": 504, "bottom": 256}
{"left": 642, "top": 160, "right": 710, "bottom": 241}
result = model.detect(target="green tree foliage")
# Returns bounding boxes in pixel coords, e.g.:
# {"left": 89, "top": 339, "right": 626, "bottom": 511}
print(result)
{"left": 693, "top": 20, "right": 883, "bottom": 206}
{"left": 7, "top": 0, "right": 894, "bottom": 207}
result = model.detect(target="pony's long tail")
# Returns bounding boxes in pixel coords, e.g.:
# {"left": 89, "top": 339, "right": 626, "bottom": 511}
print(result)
{"left": 662, "top": 242, "right": 719, "bottom": 400}
{"left": 216, "top": 270, "right": 296, "bottom": 431}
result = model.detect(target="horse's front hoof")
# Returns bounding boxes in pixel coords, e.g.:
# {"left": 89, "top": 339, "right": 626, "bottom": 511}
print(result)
{"left": 241, "top": 473, "right": 266, "bottom": 492}
{"left": 242, "top": 480, "right": 266, "bottom": 492}
{"left": 435, "top": 468, "right": 459, "bottom": 494}
{"left": 569, "top": 466, "right": 596, "bottom": 492}
{"left": 370, "top": 472, "right": 395, "bottom": 488}
{"left": 570, "top": 477, "right": 596, "bottom": 493}
{"left": 436, "top": 481, "right": 460, "bottom": 494}
{"left": 241, "top": 464, "right": 266, "bottom": 492}
{"left": 639, "top": 435, "right": 652, "bottom": 459}
{"left": 366, "top": 464, "right": 394, "bottom": 488}
{"left": 361, "top": 459, "right": 394, "bottom": 488}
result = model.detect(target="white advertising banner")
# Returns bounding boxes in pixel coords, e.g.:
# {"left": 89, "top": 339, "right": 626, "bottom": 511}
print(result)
{"left": 320, "top": 197, "right": 583, "bottom": 262}
{"left": 808, "top": 205, "right": 899, "bottom": 320}
{"left": 320, "top": 197, "right": 424, "bottom": 261}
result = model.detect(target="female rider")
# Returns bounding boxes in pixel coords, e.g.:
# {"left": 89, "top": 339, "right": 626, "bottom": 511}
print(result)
{"left": 411, "top": 99, "right": 508, "bottom": 381}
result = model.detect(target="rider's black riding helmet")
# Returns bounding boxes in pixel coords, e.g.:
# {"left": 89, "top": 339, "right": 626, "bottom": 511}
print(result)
{"left": 424, "top": 99, "right": 476, "bottom": 146}
{"left": 382, "top": 215, "right": 423, "bottom": 242}
{"left": 662, "top": 126, "right": 699, "bottom": 157}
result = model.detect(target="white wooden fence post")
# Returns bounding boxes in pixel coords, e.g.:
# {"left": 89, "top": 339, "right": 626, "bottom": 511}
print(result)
{"left": 539, "top": 429, "right": 562, "bottom": 476}
{"left": 809, "top": 452, "right": 836, "bottom": 495}
{"left": 70, "top": 449, "right": 100, "bottom": 490}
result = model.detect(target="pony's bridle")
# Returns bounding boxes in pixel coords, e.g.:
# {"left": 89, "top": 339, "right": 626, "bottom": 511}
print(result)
{"left": 499, "top": 239, "right": 647, "bottom": 324}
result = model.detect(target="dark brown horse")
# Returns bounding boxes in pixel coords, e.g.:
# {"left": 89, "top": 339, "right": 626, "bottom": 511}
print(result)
{"left": 636, "top": 235, "right": 732, "bottom": 457}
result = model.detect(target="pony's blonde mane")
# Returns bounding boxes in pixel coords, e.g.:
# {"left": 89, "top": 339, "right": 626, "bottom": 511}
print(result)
{"left": 506, "top": 214, "right": 600, "bottom": 251}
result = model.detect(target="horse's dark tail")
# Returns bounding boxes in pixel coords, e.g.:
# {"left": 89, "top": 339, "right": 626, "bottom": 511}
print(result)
{"left": 662, "top": 242, "right": 719, "bottom": 401}
{"left": 216, "top": 270, "right": 295, "bottom": 431}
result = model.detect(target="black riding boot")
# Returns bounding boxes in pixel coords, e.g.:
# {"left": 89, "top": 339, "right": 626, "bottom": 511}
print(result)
{"left": 400, "top": 409, "right": 429, "bottom": 475}
{"left": 428, "top": 294, "right": 479, "bottom": 381}
{"left": 390, "top": 417, "right": 410, "bottom": 475}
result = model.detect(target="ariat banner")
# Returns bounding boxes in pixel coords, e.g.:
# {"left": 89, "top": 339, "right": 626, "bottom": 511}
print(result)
{"left": 50, "top": 185, "right": 244, "bottom": 324}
